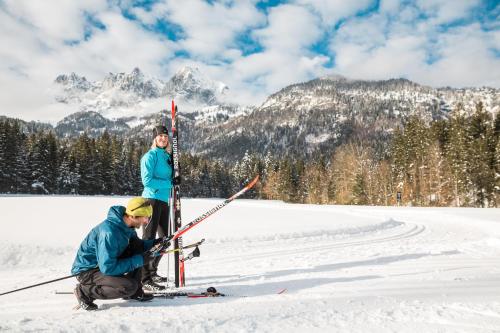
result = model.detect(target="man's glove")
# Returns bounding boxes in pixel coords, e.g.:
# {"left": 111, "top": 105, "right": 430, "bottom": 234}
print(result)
{"left": 152, "top": 237, "right": 164, "bottom": 246}
{"left": 150, "top": 237, "right": 171, "bottom": 255}
{"left": 156, "top": 236, "right": 171, "bottom": 248}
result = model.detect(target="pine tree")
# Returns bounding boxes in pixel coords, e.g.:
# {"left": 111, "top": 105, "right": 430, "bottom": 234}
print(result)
{"left": 110, "top": 135, "right": 124, "bottom": 194}
{"left": 57, "top": 146, "right": 80, "bottom": 194}
{"left": 0, "top": 120, "right": 7, "bottom": 192}
{"left": 467, "top": 102, "right": 495, "bottom": 207}
{"left": 72, "top": 133, "right": 98, "bottom": 194}
{"left": 45, "top": 132, "right": 59, "bottom": 193}
{"left": 199, "top": 162, "right": 212, "bottom": 197}
{"left": 494, "top": 134, "right": 500, "bottom": 206}
{"left": 96, "top": 131, "right": 113, "bottom": 194}
{"left": 391, "top": 117, "right": 431, "bottom": 205}
{"left": 304, "top": 159, "right": 327, "bottom": 204}
{"left": 352, "top": 172, "right": 368, "bottom": 205}
{"left": 493, "top": 113, "right": 500, "bottom": 206}
{"left": 0, "top": 120, "right": 27, "bottom": 192}
{"left": 445, "top": 114, "right": 470, "bottom": 206}
{"left": 26, "top": 133, "right": 54, "bottom": 194}
{"left": 13, "top": 128, "right": 30, "bottom": 193}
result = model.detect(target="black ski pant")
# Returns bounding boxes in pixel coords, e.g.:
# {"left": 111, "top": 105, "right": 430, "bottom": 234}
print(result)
{"left": 76, "top": 268, "right": 140, "bottom": 301}
{"left": 141, "top": 198, "right": 170, "bottom": 283}
{"left": 75, "top": 239, "right": 146, "bottom": 301}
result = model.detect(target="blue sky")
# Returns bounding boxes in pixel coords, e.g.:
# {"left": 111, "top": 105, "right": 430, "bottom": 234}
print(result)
{"left": 0, "top": 0, "right": 499, "bottom": 121}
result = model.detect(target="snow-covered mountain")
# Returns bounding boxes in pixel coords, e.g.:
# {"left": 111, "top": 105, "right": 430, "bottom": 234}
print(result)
{"left": 178, "top": 77, "right": 500, "bottom": 159}
{"left": 165, "top": 67, "right": 228, "bottom": 106}
{"left": 53, "top": 66, "right": 243, "bottom": 122}
{"left": 54, "top": 111, "right": 130, "bottom": 138}
{"left": 50, "top": 69, "right": 500, "bottom": 159}
{"left": 261, "top": 76, "right": 499, "bottom": 118}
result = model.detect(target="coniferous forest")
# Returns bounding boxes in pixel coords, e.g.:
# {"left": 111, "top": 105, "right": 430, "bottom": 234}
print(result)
{"left": 1, "top": 103, "right": 498, "bottom": 207}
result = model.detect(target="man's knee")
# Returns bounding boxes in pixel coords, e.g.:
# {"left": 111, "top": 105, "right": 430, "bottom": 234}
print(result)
{"left": 120, "top": 278, "right": 139, "bottom": 297}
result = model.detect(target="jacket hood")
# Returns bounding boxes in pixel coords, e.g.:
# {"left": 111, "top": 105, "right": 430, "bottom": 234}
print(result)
{"left": 106, "top": 206, "right": 134, "bottom": 235}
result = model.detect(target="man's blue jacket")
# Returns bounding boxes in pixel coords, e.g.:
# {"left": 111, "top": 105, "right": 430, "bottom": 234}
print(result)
{"left": 71, "top": 206, "right": 154, "bottom": 276}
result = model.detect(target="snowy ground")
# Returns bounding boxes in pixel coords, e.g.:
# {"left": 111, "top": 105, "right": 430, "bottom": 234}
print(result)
{"left": 0, "top": 196, "right": 499, "bottom": 332}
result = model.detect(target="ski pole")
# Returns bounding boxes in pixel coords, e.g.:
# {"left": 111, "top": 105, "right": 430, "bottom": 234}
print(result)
{"left": 181, "top": 246, "right": 201, "bottom": 262}
{"left": 0, "top": 274, "right": 77, "bottom": 297}
{"left": 159, "top": 239, "right": 205, "bottom": 256}
{"left": 0, "top": 239, "right": 206, "bottom": 297}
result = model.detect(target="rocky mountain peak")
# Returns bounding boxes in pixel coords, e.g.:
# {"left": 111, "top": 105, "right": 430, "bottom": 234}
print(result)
{"left": 54, "top": 72, "right": 92, "bottom": 91}
{"left": 166, "top": 66, "right": 228, "bottom": 105}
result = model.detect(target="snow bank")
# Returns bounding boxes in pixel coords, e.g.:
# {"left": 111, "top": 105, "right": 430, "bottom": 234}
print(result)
{"left": 0, "top": 242, "right": 73, "bottom": 269}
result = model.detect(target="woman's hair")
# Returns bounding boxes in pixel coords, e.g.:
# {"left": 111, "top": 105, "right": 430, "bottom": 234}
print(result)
{"left": 151, "top": 137, "right": 172, "bottom": 153}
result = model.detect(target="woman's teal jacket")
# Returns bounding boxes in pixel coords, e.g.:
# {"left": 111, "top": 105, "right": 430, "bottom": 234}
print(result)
{"left": 140, "top": 147, "right": 173, "bottom": 203}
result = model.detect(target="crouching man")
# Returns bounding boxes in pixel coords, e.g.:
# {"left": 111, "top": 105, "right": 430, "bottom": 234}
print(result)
{"left": 71, "top": 197, "right": 166, "bottom": 310}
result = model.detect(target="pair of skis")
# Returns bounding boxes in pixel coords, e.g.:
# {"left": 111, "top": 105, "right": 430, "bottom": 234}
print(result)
{"left": 170, "top": 100, "right": 184, "bottom": 287}
{"left": 57, "top": 287, "right": 287, "bottom": 299}
{"left": 146, "top": 287, "right": 287, "bottom": 299}
{"left": 167, "top": 100, "right": 259, "bottom": 287}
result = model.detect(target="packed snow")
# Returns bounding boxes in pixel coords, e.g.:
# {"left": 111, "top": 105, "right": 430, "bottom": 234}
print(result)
{"left": 0, "top": 196, "right": 499, "bottom": 332}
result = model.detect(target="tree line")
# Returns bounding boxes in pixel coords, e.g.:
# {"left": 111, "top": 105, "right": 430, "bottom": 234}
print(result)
{"left": 0, "top": 102, "right": 498, "bottom": 207}
{"left": 260, "top": 102, "right": 499, "bottom": 207}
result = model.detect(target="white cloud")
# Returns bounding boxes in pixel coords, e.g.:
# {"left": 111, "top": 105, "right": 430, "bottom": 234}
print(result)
{"left": 414, "top": 24, "right": 500, "bottom": 88}
{"left": 331, "top": 10, "right": 500, "bottom": 88}
{"left": 215, "top": 4, "right": 329, "bottom": 103}
{"left": 150, "top": 0, "right": 265, "bottom": 60}
{"left": 333, "top": 13, "right": 387, "bottom": 48}
{"left": 0, "top": 0, "right": 498, "bottom": 122}
{"left": 335, "top": 34, "right": 427, "bottom": 80}
{"left": 379, "top": 0, "right": 401, "bottom": 13}
{"left": 253, "top": 4, "right": 322, "bottom": 52}
{"left": 0, "top": 2, "right": 177, "bottom": 122}
{"left": 164, "top": 3, "right": 329, "bottom": 105}
{"left": 129, "top": 6, "right": 158, "bottom": 25}
{"left": 293, "top": 0, "right": 374, "bottom": 26}
{"left": 64, "top": 11, "right": 176, "bottom": 77}
{"left": 417, "top": 0, "right": 482, "bottom": 25}
{"left": 2, "top": 0, "right": 107, "bottom": 42}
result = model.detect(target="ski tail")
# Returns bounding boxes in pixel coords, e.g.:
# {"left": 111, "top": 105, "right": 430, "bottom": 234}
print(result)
{"left": 171, "top": 175, "right": 259, "bottom": 241}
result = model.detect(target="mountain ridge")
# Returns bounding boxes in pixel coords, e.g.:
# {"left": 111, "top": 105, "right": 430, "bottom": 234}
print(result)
{"left": 8, "top": 69, "right": 500, "bottom": 160}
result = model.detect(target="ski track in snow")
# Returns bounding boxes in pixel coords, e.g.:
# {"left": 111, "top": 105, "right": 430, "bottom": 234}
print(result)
{"left": 0, "top": 197, "right": 499, "bottom": 332}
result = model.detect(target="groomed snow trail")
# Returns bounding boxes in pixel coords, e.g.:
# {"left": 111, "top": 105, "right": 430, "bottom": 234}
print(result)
{"left": 0, "top": 197, "right": 499, "bottom": 332}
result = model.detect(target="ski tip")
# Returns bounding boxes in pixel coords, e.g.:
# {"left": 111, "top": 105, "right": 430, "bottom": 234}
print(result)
{"left": 277, "top": 288, "right": 287, "bottom": 294}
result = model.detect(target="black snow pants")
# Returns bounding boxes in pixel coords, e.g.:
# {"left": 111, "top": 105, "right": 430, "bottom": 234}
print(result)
{"left": 76, "top": 268, "right": 141, "bottom": 300}
{"left": 76, "top": 237, "right": 145, "bottom": 300}
{"left": 141, "top": 198, "right": 170, "bottom": 283}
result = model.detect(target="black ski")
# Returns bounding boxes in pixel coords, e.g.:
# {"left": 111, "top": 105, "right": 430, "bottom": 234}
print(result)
{"left": 171, "top": 100, "right": 184, "bottom": 287}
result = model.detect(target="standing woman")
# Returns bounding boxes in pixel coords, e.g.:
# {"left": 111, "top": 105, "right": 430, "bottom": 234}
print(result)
{"left": 140, "top": 125, "right": 173, "bottom": 291}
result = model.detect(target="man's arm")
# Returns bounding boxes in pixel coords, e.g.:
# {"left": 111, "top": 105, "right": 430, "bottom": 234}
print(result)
{"left": 97, "top": 233, "right": 143, "bottom": 276}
